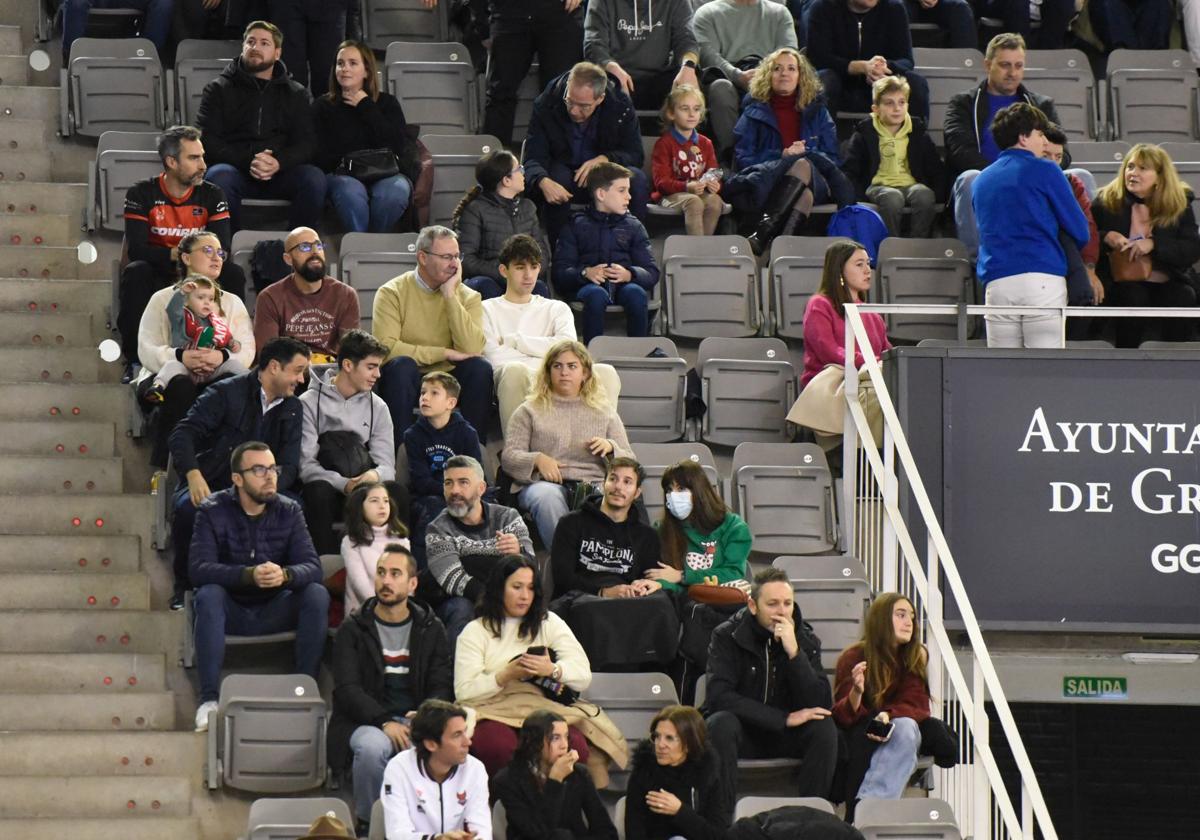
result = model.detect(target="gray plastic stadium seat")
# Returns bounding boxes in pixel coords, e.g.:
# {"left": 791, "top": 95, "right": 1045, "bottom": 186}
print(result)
{"left": 492, "top": 801, "right": 507, "bottom": 840}
{"left": 615, "top": 797, "right": 626, "bottom": 840}
{"left": 368, "top": 799, "right": 384, "bottom": 840}
{"left": 697, "top": 337, "right": 796, "bottom": 446}
{"left": 662, "top": 235, "right": 760, "bottom": 338}
{"left": 364, "top": 0, "right": 449, "bottom": 49}
{"left": 589, "top": 336, "right": 688, "bottom": 442}
{"left": 230, "top": 230, "right": 288, "bottom": 317}
{"left": 245, "top": 797, "right": 354, "bottom": 840}
{"left": 1107, "top": 49, "right": 1200, "bottom": 143}
{"left": 206, "top": 674, "right": 327, "bottom": 793}
{"left": 65, "top": 37, "right": 165, "bottom": 137}
{"left": 1157, "top": 142, "right": 1200, "bottom": 187}
{"left": 1140, "top": 340, "right": 1200, "bottom": 349}
{"left": 420, "top": 134, "right": 505, "bottom": 227}
{"left": 641, "top": 136, "right": 732, "bottom": 227}
{"left": 631, "top": 442, "right": 721, "bottom": 523}
{"left": 1068, "top": 141, "right": 1130, "bottom": 190}
{"left": 734, "top": 796, "right": 836, "bottom": 819}
{"left": 732, "top": 442, "right": 837, "bottom": 556}
{"left": 876, "top": 237, "right": 974, "bottom": 343}
{"left": 1023, "top": 50, "right": 1097, "bottom": 141}
{"left": 915, "top": 338, "right": 987, "bottom": 347}
{"left": 511, "top": 60, "right": 540, "bottom": 146}
{"left": 339, "top": 232, "right": 420, "bottom": 330}
{"left": 89, "top": 130, "right": 159, "bottom": 232}
{"left": 773, "top": 555, "right": 871, "bottom": 673}
{"left": 768, "top": 236, "right": 840, "bottom": 340}
{"left": 386, "top": 43, "right": 479, "bottom": 135}
{"left": 911, "top": 48, "right": 985, "bottom": 146}
{"left": 173, "top": 39, "right": 239, "bottom": 125}
{"left": 854, "top": 797, "right": 961, "bottom": 840}
{"left": 585, "top": 672, "right": 678, "bottom": 791}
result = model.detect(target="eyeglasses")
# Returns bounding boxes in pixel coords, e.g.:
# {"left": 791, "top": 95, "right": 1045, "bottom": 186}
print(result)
{"left": 423, "top": 251, "right": 462, "bottom": 262}
{"left": 240, "top": 464, "right": 284, "bottom": 478}
{"left": 507, "top": 165, "right": 525, "bottom": 177}
{"left": 563, "top": 95, "right": 600, "bottom": 114}
{"left": 289, "top": 240, "right": 324, "bottom": 254}
{"left": 192, "top": 244, "right": 228, "bottom": 260}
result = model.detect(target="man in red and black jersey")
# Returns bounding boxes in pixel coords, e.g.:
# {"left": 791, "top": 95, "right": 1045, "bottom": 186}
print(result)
{"left": 120, "top": 125, "right": 248, "bottom": 379}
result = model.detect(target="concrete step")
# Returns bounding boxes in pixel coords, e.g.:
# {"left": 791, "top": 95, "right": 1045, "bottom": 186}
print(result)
{"left": 0, "top": 384, "right": 137, "bottom": 428}
{"left": 0, "top": 181, "right": 87, "bottom": 216}
{"left": 1, "top": 212, "right": 78, "bottom": 247}
{"left": 0, "top": 85, "right": 60, "bottom": 126}
{"left": 0, "top": 150, "right": 51, "bottom": 182}
{"left": 0, "top": 276, "right": 109, "bottom": 313}
{"left": 0, "top": 312, "right": 101, "bottom": 347}
{"left": 0, "top": 731, "right": 202, "bottom": 777}
{"left": 0, "top": 534, "right": 140, "bottom": 572}
{"left": 0, "top": 692, "right": 176, "bottom": 732}
{"left": 0, "top": 652, "right": 166, "bottom": 693}
{"left": 0, "top": 610, "right": 180, "bottom": 654}
{"left": 0, "top": 775, "right": 191, "bottom": 818}
{"left": 0, "top": 118, "right": 52, "bottom": 151}
{"left": 0, "top": 245, "right": 109, "bottom": 280}
{"left": 0, "top": 454, "right": 124, "bottom": 492}
{"left": 0, "top": 572, "right": 150, "bottom": 611}
{"left": 0, "top": 817, "right": 202, "bottom": 840}
{"left": 0, "top": 348, "right": 119, "bottom": 384}
{"left": 0, "top": 54, "right": 30, "bottom": 87}
{"left": 0, "top": 25, "right": 22, "bottom": 54}
{"left": 0, "top": 419, "right": 116, "bottom": 456}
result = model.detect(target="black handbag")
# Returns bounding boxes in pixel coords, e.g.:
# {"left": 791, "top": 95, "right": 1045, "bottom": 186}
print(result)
{"left": 335, "top": 148, "right": 400, "bottom": 184}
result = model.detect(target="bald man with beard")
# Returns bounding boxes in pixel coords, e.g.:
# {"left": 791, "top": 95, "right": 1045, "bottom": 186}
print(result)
{"left": 253, "top": 226, "right": 361, "bottom": 364}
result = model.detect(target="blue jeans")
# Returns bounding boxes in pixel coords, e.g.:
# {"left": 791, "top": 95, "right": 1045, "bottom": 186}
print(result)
{"left": 193, "top": 582, "right": 330, "bottom": 702}
{"left": 377, "top": 356, "right": 494, "bottom": 441}
{"left": 436, "top": 596, "right": 475, "bottom": 650}
{"left": 350, "top": 723, "right": 403, "bottom": 823}
{"left": 205, "top": 163, "right": 328, "bottom": 232}
{"left": 856, "top": 717, "right": 922, "bottom": 799}
{"left": 517, "top": 481, "right": 570, "bottom": 549}
{"left": 326, "top": 174, "right": 413, "bottom": 233}
{"left": 575, "top": 282, "right": 649, "bottom": 343}
{"left": 464, "top": 275, "right": 550, "bottom": 300}
{"left": 62, "top": 0, "right": 173, "bottom": 58}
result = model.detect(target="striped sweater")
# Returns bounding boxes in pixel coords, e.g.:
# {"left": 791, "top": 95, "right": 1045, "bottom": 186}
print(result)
{"left": 425, "top": 502, "right": 534, "bottom": 601}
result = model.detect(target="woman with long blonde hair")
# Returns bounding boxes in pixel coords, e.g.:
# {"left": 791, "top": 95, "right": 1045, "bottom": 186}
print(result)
{"left": 1092, "top": 143, "right": 1200, "bottom": 347}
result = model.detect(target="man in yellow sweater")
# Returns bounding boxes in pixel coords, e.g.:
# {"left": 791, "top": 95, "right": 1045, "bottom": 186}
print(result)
{"left": 372, "top": 226, "right": 493, "bottom": 440}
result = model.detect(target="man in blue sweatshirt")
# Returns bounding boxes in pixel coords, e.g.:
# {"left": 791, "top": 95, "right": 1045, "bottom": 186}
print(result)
{"left": 972, "top": 103, "right": 1089, "bottom": 349}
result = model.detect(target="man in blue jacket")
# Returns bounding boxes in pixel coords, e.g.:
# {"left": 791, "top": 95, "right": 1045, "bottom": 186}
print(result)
{"left": 190, "top": 440, "right": 329, "bottom": 732}
{"left": 523, "top": 61, "right": 648, "bottom": 243}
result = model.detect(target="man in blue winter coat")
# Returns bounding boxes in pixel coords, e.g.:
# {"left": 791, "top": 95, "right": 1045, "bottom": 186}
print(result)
{"left": 190, "top": 440, "right": 329, "bottom": 732}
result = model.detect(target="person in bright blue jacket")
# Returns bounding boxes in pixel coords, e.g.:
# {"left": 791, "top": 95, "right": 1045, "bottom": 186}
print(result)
{"left": 973, "top": 102, "right": 1089, "bottom": 349}
{"left": 552, "top": 162, "right": 660, "bottom": 343}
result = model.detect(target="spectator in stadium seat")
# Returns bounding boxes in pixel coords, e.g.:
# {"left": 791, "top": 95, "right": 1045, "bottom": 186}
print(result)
{"left": 972, "top": 0, "right": 1075, "bottom": 49}
{"left": 173, "top": 0, "right": 233, "bottom": 41}
{"left": 253, "top": 227, "right": 360, "bottom": 366}
{"left": 197, "top": 20, "right": 327, "bottom": 232}
{"left": 426, "top": 456, "right": 534, "bottom": 646}
{"left": 652, "top": 85, "right": 726, "bottom": 237}
{"left": 1041, "top": 124, "right": 1105, "bottom": 319}
{"left": 299, "top": 329, "right": 406, "bottom": 556}
{"left": 704, "top": 568, "right": 838, "bottom": 804}
{"left": 134, "top": 230, "right": 254, "bottom": 468}
{"left": 625, "top": 705, "right": 730, "bottom": 840}
{"left": 190, "top": 440, "right": 329, "bottom": 732}
{"left": 902, "top": 0, "right": 976, "bottom": 49}
{"left": 832, "top": 592, "right": 929, "bottom": 818}
{"left": 381, "top": 699, "right": 493, "bottom": 840}
{"left": 692, "top": 0, "right": 798, "bottom": 159}
{"left": 168, "top": 336, "right": 310, "bottom": 610}
{"left": 973, "top": 102, "right": 1089, "bottom": 348}
{"left": 372, "top": 226, "right": 493, "bottom": 441}
{"left": 522, "top": 62, "right": 649, "bottom": 244}
{"left": 340, "top": 483, "right": 410, "bottom": 616}
{"left": 455, "top": 555, "right": 629, "bottom": 784}
{"left": 583, "top": 0, "right": 701, "bottom": 111}
{"left": 329, "top": 544, "right": 452, "bottom": 835}
{"left": 453, "top": 150, "right": 553, "bottom": 301}
{"left": 502, "top": 340, "right": 634, "bottom": 550}
{"left": 805, "top": 0, "right": 931, "bottom": 122}
{"left": 477, "top": 0, "right": 585, "bottom": 147}
{"left": 120, "top": 125, "right": 243, "bottom": 383}
{"left": 1092, "top": 143, "right": 1200, "bottom": 349}
{"left": 62, "top": 0, "right": 173, "bottom": 64}
{"left": 313, "top": 41, "right": 420, "bottom": 234}
{"left": 1088, "top": 0, "right": 1172, "bottom": 51}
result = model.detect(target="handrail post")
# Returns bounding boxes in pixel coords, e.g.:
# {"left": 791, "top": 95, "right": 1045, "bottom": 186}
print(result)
{"left": 973, "top": 655, "right": 992, "bottom": 840}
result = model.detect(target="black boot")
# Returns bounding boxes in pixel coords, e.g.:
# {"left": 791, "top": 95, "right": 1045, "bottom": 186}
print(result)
{"left": 747, "top": 175, "right": 808, "bottom": 255}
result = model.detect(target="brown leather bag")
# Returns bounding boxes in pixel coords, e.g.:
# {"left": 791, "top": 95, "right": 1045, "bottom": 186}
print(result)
{"left": 1109, "top": 247, "right": 1153, "bottom": 282}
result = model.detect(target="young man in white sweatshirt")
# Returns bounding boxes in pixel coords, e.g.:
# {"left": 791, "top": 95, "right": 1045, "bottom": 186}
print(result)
{"left": 481, "top": 235, "right": 621, "bottom": 435}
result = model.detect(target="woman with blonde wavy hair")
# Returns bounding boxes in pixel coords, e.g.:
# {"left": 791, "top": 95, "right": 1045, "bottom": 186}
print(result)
{"left": 1092, "top": 143, "right": 1200, "bottom": 347}
{"left": 732, "top": 47, "right": 844, "bottom": 254}
{"left": 501, "top": 340, "right": 633, "bottom": 548}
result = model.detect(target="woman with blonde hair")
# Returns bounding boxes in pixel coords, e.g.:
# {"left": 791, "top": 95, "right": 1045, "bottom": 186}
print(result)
{"left": 1092, "top": 143, "right": 1200, "bottom": 347}
{"left": 501, "top": 340, "right": 633, "bottom": 548}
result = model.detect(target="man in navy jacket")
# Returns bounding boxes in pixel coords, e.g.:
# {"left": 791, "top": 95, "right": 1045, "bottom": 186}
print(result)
{"left": 190, "top": 440, "right": 329, "bottom": 731}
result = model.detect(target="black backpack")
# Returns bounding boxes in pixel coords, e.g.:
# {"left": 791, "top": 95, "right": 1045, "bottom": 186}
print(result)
{"left": 250, "top": 239, "right": 289, "bottom": 293}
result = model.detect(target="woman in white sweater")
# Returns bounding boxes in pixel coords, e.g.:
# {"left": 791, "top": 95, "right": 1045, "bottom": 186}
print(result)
{"left": 455, "top": 555, "right": 628, "bottom": 784}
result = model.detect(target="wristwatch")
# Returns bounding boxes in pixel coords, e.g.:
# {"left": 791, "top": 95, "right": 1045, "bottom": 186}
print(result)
{"left": 552, "top": 664, "right": 563, "bottom": 681}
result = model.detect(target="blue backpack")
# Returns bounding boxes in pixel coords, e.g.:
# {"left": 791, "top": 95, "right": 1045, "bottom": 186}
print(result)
{"left": 827, "top": 204, "right": 889, "bottom": 265}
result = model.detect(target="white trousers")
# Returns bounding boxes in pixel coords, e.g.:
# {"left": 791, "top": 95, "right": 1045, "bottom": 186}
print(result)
{"left": 983, "top": 272, "right": 1066, "bottom": 348}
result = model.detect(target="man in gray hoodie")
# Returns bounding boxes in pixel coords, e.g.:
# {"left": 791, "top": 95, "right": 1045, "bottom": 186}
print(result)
{"left": 299, "top": 329, "right": 406, "bottom": 554}
{"left": 583, "top": 0, "right": 701, "bottom": 110}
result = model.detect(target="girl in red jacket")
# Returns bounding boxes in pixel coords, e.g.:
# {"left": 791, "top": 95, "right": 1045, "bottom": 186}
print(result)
{"left": 651, "top": 85, "right": 724, "bottom": 236}
{"left": 833, "top": 592, "right": 930, "bottom": 811}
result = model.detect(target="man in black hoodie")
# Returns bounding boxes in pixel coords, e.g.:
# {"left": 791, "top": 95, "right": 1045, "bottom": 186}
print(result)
{"left": 196, "top": 20, "right": 326, "bottom": 232}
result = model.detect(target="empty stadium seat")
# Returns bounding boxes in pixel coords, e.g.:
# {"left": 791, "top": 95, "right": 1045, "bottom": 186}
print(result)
{"left": 64, "top": 37, "right": 165, "bottom": 137}
{"left": 876, "top": 237, "right": 974, "bottom": 343}
{"left": 697, "top": 337, "right": 796, "bottom": 446}
{"left": 1068, "top": 141, "right": 1131, "bottom": 190}
{"left": 912, "top": 48, "right": 986, "bottom": 147}
{"left": 368, "top": 799, "right": 385, "bottom": 840}
{"left": 588, "top": 336, "right": 688, "bottom": 442}
{"left": 420, "top": 133, "right": 505, "bottom": 227}
{"left": 88, "top": 129, "right": 159, "bottom": 233}
{"left": 339, "top": 231, "right": 420, "bottom": 329}
{"left": 1158, "top": 142, "right": 1200, "bottom": 185}
{"left": 732, "top": 442, "right": 838, "bottom": 556}
{"left": 1023, "top": 50, "right": 1097, "bottom": 141}
{"left": 585, "top": 672, "right": 678, "bottom": 791}
{"left": 854, "top": 797, "right": 961, "bottom": 840}
{"left": 1107, "top": 49, "right": 1200, "bottom": 143}
{"left": 768, "top": 236, "right": 841, "bottom": 341}
{"left": 206, "top": 674, "right": 328, "bottom": 793}
{"left": 245, "top": 797, "right": 354, "bottom": 840}
{"left": 364, "top": 0, "right": 450, "bottom": 49}
{"left": 662, "top": 235, "right": 760, "bottom": 338}
{"left": 386, "top": 42, "right": 479, "bottom": 136}
{"left": 511, "top": 60, "right": 540, "bottom": 147}
{"left": 734, "top": 796, "right": 836, "bottom": 819}
{"left": 173, "top": 39, "right": 239, "bottom": 125}
{"left": 773, "top": 555, "right": 871, "bottom": 672}
{"left": 631, "top": 442, "right": 721, "bottom": 523}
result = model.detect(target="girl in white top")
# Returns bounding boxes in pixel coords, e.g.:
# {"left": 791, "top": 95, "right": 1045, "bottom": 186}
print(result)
{"left": 340, "top": 481, "right": 411, "bottom": 615}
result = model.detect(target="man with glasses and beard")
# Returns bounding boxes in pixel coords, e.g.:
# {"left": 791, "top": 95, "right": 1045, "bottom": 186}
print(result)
{"left": 190, "top": 440, "right": 329, "bottom": 733}
{"left": 254, "top": 226, "right": 361, "bottom": 365}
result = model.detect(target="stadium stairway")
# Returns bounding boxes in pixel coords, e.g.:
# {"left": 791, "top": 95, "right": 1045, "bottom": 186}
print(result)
{"left": 0, "top": 8, "right": 251, "bottom": 839}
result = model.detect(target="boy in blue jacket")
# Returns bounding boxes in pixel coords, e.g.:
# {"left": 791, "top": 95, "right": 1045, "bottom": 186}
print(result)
{"left": 552, "top": 162, "right": 660, "bottom": 342}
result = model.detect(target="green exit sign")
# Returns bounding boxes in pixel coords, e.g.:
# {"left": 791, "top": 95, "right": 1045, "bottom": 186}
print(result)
{"left": 1063, "top": 676, "right": 1128, "bottom": 700}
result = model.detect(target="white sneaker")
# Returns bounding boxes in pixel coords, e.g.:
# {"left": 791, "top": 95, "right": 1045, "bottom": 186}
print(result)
{"left": 194, "top": 700, "right": 218, "bottom": 732}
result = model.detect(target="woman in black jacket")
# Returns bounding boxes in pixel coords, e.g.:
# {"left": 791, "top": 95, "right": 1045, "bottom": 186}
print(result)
{"left": 492, "top": 710, "right": 618, "bottom": 840}
{"left": 313, "top": 40, "right": 419, "bottom": 233}
{"left": 625, "top": 705, "right": 730, "bottom": 840}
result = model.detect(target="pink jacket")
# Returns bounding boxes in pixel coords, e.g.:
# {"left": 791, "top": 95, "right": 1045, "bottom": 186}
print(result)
{"left": 801, "top": 294, "right": 891, "bottom": 387}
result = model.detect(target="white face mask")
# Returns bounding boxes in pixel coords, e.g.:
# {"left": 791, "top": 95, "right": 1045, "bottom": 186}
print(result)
{"left": 666, "top": 490, "right": 693, "bottom": 520}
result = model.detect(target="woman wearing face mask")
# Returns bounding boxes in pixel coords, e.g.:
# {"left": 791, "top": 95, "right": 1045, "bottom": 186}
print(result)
{"left": 642, "top": 460, "right": 751, "bottom": 593}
